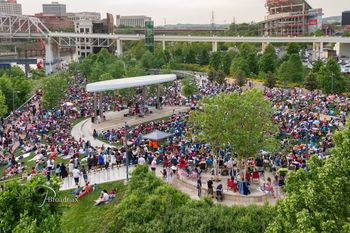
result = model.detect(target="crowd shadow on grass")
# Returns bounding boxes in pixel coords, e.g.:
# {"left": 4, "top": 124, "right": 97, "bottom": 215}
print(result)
{"left": 60, "top": 180, "right": 126, "bottom": 233}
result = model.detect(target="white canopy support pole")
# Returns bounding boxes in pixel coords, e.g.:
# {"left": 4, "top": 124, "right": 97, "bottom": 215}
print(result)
{"left": 99, "top": 92, "right": 103, "bottom": 123}
{"left": 93, "top": 92, "right": 97, "bottom": 124}
{"left": 157, "top": 84, "right": 161, "bottom": 110}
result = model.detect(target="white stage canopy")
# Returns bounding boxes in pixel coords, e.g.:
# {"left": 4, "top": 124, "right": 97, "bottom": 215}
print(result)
{"left": 86, "top": 74, "right": 176, "bottom": 93}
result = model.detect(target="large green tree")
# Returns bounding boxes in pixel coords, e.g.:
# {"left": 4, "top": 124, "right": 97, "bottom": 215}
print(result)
{"left": 190, "top": 89, "right": 277, "bottom": 160}
{"left": 0, "top": 176, "right": 62, "bottom": 233}
{"left": 266, "top": 120, "right": 350, "bottom": 233}
{"left": 41, "top": 73, "right": 69, "bottom": 109}
{"left": 277, "top": 54, "right": 304, "bottom": 85}
{"left": 0, "top": 90, "right": 8, "bottom": 116}
{"left": 239, "top": 43, "right": 259, "bottom": 75}
{"left": 182, "top": 77, "right": 198, "bottom": 98}
{"left": 304, "top": 72, "right": 318, "bottom": 91}
{"left": 209, "top": 52, "right": 222, "bottom": 71}
{"left": 317, "top": 58, "right": 347, "bottom": 94}
{"left": 108, "top": 165, "right": 275, "bottom": 233}
{"left": 198, "top": 48, "right": 209, "bottom": 66}
{"left": 259, "top": 44, "right": 278, "bottom": 73}
{"left": 230, "top": 56, "right": 249, "bottom": 78}
{"left": 264, "top": 71, "right": 277, "bottom": 89}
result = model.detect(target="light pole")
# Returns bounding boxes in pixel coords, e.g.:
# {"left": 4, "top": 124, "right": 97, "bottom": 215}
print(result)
{"left": 124, "top": 122, "right": 129, "bottom": 183}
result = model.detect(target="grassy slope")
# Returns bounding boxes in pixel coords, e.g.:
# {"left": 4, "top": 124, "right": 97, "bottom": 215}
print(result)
{"left": 60, "top": 181, "right": 126, "bottom": 233}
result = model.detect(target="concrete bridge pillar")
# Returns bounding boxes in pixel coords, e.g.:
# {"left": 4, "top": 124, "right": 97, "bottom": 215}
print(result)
{"left": 335, "top": 42, "right": 350, "bottom": 58}
{"left": 116, "top": 39, "right": 123, "bottom": 57}
{"left": 45, "top": 37, "right": 60, "bottom": 75}
{"left": 262, "top": 42, "right": 269, "bottom": 53}
{"left": 312, "top": 42, "right": 324, "bottom": 60}
{"left": 212, "top": 41, "right": 218, "bottom": 52}
{"left": 162, "top": 40, "right": 166, "bottom": 51}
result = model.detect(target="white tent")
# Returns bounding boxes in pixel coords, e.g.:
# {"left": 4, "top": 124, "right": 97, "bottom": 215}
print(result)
{"left": 143, "top": 130, "right": 173, "bottom": 141}
{"left": 86, "top": 74, "right": 176, "bottom": 93}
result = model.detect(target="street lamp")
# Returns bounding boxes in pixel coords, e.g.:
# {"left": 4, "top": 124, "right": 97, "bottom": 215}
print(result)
{"left": 12, "top": 90, "right": 20, "bottom": 112}
{"left": 124, "top": 122, "right": 129, "bottom": 183}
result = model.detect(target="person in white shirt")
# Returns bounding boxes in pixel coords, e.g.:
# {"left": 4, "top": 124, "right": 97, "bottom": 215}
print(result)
{"left": 138, "top": 156, "right": 146, "bottom": 165}
{"left": 150, "top": 159, "right": 157, "bottom": 174}
{"left": 72, "top": 168, "right": 80, "bottom": 186}
{"left": 95, "top": 190, "right": 110, "bottom": 205}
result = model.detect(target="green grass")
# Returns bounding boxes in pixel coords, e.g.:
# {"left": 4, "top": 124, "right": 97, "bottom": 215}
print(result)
{"left": 60, "top": 181, "right": 126, "bottom": 233}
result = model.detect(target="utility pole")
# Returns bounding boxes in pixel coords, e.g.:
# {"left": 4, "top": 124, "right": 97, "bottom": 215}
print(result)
{"left": 211, "top": 10, "right": 215, "bottom": 35}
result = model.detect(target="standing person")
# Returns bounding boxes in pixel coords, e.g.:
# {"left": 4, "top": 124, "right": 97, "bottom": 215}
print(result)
{"left": 116, "top": 152, "right": 122, "bottom": 168}
{"left": 72, "top": 167, "right": 80, "bottom": 186}
{"left": 68, "top": 159, "right": 74, "bottom": 176}
{"left": 150, "top": 158, "right": 157, "bottom": 174}
{"left": 273, "top": 175, "right": 280, "bottom": 198}
{"left": 207, "top": 177, "right": 214, "bottom": 198}
{"left": 82, "top": 165, "right": 88, "bottom": 183}
{"left": 60, "top": 163, "right": 68, "bottom": 179}
{"left": 87, "top": 155, "right": 93, "bottom": 171}
{"left": 197, "top": 176, "right": 202, "bottom": 197}
{"left": 55, "top": 164, "right": 61, "bottom": 177}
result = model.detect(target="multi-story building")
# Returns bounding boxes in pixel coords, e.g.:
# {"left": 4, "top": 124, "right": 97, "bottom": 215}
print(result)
{"left": 0, "top": 0, "right": 22, "bottom": 15}
{"left": 34, "top": 13, "right": 74, "bottom": 31}
{"left": 74, "top": 20, "right": 93, "bottom": 59}
{"left": 67, "top": 12, "right": 101, "bottom": 21}
{"left": 116, "top": 15, "right": 151, "bottom": 28}
{"left": 342, "top": 11, "right": 350, "bottom": 29}
{"left": 262, "top": 0, "right": 323, "bottom": 36}
{"left": 75, "top": 13, "right": 115, "bottom": 59}
{"left": 43, "top": 1, "right": 66, "bottom": 16}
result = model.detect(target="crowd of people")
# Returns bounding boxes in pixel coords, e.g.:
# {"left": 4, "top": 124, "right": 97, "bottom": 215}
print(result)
{"left": 0, "top": 71, "right": 349, "bottom": 201}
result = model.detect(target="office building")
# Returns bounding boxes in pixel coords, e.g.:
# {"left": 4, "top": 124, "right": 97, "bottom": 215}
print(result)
{"left": 0, "top": 0, "right": 22, "bottom": 15}
{"left": 74, "top": 13, "right": 115, "bottom": 59}
{"left": 262, "top": 0, "right": 323, "bottom": 36}
{"left": 34, "top": 13, "right": 74, "bottom": 31}
{"left": 43, "top": 1, "right": 66, "bottom": 16}
{"left": 116, "top": 15, "right": 151, "bottom": 28}
{"left": 66, "top": 12, "right": 101, "bottom": 21}
{"left": 342, "top": 11, "right": 350, "bottom": 28}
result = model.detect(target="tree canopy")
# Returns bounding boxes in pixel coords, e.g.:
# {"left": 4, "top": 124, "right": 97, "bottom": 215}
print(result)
{"left": 108, "top": 165, "right": 275, "bottom": 233}
{"left": 317, "top": 58, "right": 347, "bottom": 94}
{"left": 267, "top": 119, "right": 350, "bottom": 233}
{"left": 0, "top": 176, "right": 61, "bottom": 233}
{"left": 190, "top": 90, "right": 277, "bottom": 159}
{"left": 41, "top": 73, "right": 69, "bottom": 109}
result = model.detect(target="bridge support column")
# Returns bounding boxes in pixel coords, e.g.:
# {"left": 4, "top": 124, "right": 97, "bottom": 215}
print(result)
{"left": 45, "top": 38, "right": 60, "bottom": 75}
{"left": 162, "top": 40, "right": 166, "bottom": 51}
{"left": 212, "top": 41, "right": 218, "bottom": 52}
{"left": 262, "top": 42, "right": 269, "bottom": 53}
{"left": 312, "top": 42, "right": 322, "bottom": 60}
{"left": 335, "top": 42, "right": 350, "bottom": 58}
{"left": 116, "top": 39, "right": 123, "bottom": 57}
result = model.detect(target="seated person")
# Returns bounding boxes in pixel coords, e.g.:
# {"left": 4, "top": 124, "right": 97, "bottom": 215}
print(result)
{"left": 108, "top": 188, "right": 117, "bottom": 199}
{"left": 72, "top": 185, "right": 81, "bottom": 197}
{"left": 263, "top": 177, "right": 274, "bottom": 196}
{"left": 79, "top": 182, "right": 93, "bottom": 198}
{"left": 94, "top": 190, "right": 110, "bottom": 206}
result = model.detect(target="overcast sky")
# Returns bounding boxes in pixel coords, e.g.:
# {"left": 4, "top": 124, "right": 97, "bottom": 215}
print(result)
{"left": 20, "top": 0, "right": 349, "bottom": 25}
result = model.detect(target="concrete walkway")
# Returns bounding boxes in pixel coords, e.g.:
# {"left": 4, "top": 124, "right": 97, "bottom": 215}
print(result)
{"left": 60, "top": 165, "right": 163, "bottom": 190}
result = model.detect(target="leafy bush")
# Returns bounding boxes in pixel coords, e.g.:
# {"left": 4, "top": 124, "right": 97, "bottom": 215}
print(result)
{"left": 108, "top": 165, "right": 275, "bottom": 233}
